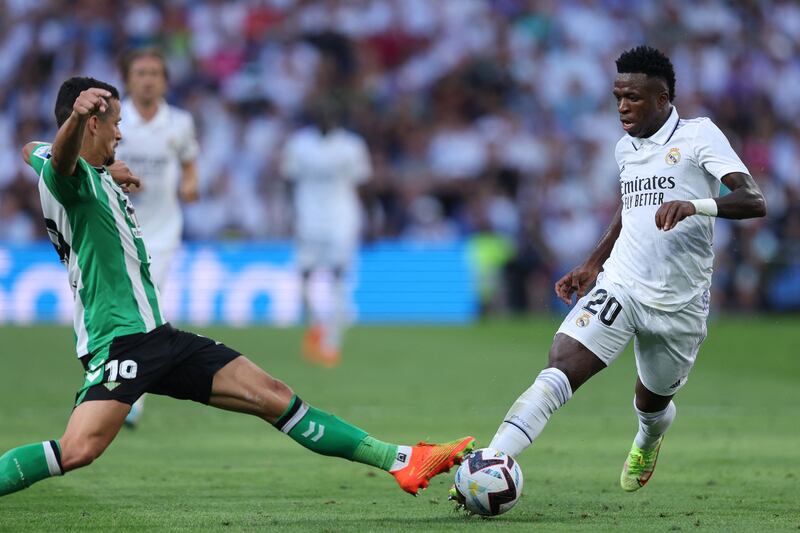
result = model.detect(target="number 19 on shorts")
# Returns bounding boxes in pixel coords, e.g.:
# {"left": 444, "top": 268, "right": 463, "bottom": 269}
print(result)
{"left": 106, "top": 359, "right": 138, "bottom": 381}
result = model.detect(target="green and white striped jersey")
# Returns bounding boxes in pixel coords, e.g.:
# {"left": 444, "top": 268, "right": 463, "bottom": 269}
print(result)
{"left": 27, "top": 143, "right": 164, "bottom": 359}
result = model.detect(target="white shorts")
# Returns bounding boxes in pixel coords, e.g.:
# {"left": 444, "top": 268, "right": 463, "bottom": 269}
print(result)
{"left": 296, "top": 232, "right": 357, "bottom": 272}
{"left": 556, "top": 274, "right": 709, "bottom": 396}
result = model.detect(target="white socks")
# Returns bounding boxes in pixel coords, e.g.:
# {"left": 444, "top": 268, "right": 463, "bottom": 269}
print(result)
{"left": 324, "top": 277, "right": 348, "bottom": 351}
{"left": 634, "top": 400, "right": 676, "bottom": 450}
{"left": 488, "top": 369, "right": 676, "bottom": 458}
{"left": 489, "top": 368, "right": 573, "bottom": 457}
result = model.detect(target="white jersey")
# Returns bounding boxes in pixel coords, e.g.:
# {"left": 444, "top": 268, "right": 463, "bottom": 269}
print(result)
{"left": 280, "top": 126, "right": 371, "bottom": 239}
{"left": 603, "top": 106, "right": 749, "bottom": 311}
{"left": 116, "top": 99, "right": 198, "bottom": 257}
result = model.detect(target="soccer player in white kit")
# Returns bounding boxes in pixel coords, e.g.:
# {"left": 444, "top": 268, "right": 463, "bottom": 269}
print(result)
{"left": 280, "top": 99, "right": 371, "bottom": 367}
{"left": 473, "top": 46, "right": 767, "bottom": 494}
{"left": 115, "top": 48, "right": 200, "bottom": 425}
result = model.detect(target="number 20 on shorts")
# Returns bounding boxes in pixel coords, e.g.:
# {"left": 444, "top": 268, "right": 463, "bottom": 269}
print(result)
{"left": 582, "top": 289, "right": 623, "bottom": 326}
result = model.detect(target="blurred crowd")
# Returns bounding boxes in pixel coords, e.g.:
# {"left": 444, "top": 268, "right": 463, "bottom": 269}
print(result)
{"left": 1, "top": 0, "right": 799, "bottom": 312}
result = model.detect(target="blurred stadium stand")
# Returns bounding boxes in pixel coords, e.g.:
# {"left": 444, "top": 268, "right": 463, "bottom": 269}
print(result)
{"left": 0, "top": 0, "right": 798, "bottom": 320}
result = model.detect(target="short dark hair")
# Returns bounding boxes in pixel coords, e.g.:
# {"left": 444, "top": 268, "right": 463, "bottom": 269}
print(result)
{"left": 616, "top": 46, "right": 676, "bottom": 102}
{"left": 119, "top": 47, "right": 168, "bottom": 83}
{"left": 54, "top": 77, "right": 120, "bottom": 127}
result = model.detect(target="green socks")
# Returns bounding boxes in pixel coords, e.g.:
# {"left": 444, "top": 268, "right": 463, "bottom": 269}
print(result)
{"left": 0, "top": 441, "right": 62, "bottom": 497}
{"left": 273, "top": 396, "right": 399, "bottom": 471}
{"left": 1, "top": 398, "right": 404, "bottom": 499}
{"left": 353, "top": 436, "right": 398, "bottom": 471}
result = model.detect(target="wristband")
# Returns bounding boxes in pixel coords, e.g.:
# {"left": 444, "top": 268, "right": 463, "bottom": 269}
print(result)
{"left": 690, "top": 198, "right": 718, "bottom": 217}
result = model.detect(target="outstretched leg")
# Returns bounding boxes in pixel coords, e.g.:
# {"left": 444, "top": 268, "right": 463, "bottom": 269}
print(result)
{"left": 208, "top": 356, "right": 474, "bottom": 495}
{"left": 489, "top": 333, "right": 607, "bottom": 457}
{"left": 0, "top": 400, "right": 128, "bottom": 497}
{"left": 488, "top": 274, "right": 637, "bottom": 459}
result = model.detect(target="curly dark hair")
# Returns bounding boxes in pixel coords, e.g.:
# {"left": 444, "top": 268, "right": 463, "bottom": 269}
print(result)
{"left": 615, "top": 46, "right": 675, "bottom": 102}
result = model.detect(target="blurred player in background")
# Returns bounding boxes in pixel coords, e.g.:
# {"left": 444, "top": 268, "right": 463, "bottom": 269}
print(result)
{"left": 115, "top": 47, "right": 199, "bottom": 426}
{"left": 281, "top": 98, "right": 371, "bottom": 367}
{"left": 462, "top": 46, "right": 767, "bottom": 499}
{"left": 0, "top": 76, "right": 474, "bottom": 500}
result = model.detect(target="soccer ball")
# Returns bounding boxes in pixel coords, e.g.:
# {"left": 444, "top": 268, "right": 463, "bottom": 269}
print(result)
{"left": 453, "top": 448, "right": 523, "bottom": 516}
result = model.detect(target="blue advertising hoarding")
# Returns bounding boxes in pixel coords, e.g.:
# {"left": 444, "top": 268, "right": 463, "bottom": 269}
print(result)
{"left": 0, "top": 241, "right": 478, "bottom": 325}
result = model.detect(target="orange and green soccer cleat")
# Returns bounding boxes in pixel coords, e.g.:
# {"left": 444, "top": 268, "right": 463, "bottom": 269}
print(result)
{"left": 391, "top": 437, "right": 476, "bottom": 495}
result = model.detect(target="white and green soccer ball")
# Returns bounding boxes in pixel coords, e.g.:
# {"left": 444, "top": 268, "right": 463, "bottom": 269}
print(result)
{"left": 454, "top": 448, "right": 523, "bottom": 516}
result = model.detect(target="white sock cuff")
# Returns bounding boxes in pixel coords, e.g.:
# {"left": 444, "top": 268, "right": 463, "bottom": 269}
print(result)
{"left": 538, "top": 367, "right": 573, "bottom": 404}
{"left": 390, "top": 445, "right": 413, "bottom": 472}
{"left": 634, "top": 398, "right": 675, "bottom": 420}
{"left": 42, "top": 440, "right": 63, "bottom": 476}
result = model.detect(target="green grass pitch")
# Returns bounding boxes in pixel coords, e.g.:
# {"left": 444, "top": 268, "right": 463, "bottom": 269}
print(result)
{"left": 1, "top": 317, "right": 798, "bottom": 532}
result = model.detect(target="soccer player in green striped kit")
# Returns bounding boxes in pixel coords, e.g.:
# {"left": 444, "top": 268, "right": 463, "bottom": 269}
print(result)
{"left": 0, "top": 77, "right": 474, "bottom": 499}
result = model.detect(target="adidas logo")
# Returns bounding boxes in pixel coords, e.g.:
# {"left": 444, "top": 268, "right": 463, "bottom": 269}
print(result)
{"left": 396, "top": 452, "right": 408, "bottom": 464}
{"left": 669, "top": 379, "right": 682, "bottom": 389}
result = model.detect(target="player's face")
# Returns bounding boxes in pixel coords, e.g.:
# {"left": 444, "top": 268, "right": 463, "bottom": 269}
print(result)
{"left": 126, "top": 56, "right": 167, "bottom": 104}
{"left": 94, "top": 98, "right": 122, "bottom": 165}
{"left": 613, "top": 73, "right": 670, "bottom": 138}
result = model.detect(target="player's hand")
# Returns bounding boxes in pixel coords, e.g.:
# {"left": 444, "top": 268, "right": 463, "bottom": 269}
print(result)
{"left": 107, "top": 160, "right": 142, "bottom": 193}
{"left": 72, "top": 88, "right": 111, "bottom": 118}
{"left": 554, "top": 264, "right": 600, "bottom": 305}
{"left": 655, "top": 200, "right": 695, "bottom": 231}
{"left": 179, "top": 178, "right": 199, "bottom": 202}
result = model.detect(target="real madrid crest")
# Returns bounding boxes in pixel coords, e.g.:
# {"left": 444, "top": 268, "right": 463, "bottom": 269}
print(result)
{"left": 665, "top": 147, "right": 681, "bottom": 165}
{"left": 576, "top": 312, "right": 591, "bottom": 328}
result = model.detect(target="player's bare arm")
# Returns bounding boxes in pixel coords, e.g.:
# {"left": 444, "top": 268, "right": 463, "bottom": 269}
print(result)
{"left": 21, "top": 141, "right": 47, "bottom": 165}
{"left": 555, "top": 203, "right": 622, "bottom": 305}
{"left": 106, "top": 160, "right": 142, "bottom": 193}
{"left": 655, "top": 172, "right": 766, "bottom": 231}
{"left": 717, "top": 172, "right": 767, "bottom": 218}
{"left": 179, "top": 160, "right": 199, "bottom": 202}
{"left": 50, "top": 88, "right": 110, "bottom": 176}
